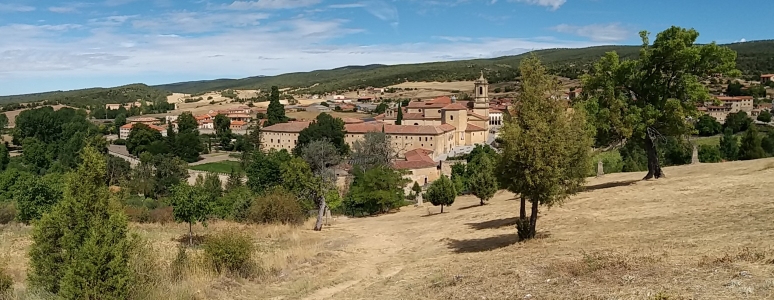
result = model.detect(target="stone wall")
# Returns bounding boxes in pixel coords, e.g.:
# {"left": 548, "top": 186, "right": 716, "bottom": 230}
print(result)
{"left": 441, "top": 160, "right": 467, "bottom": 177}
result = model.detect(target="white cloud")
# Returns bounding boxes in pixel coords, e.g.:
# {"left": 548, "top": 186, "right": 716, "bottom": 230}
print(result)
{"left": 49, "top": 6, "right": 78, "bottom": 13}
{"left": 433, "top": 36, "right": 473, "bottom": 42}
{"left": 508, "top": 0, "right": 566, "bottom": 10}
{"left": 89, "top": 15, "right": 137, "bottom": 26}
{"left": 0, "top": 3, "right": 36, "bottom": 12}
{"left": 224, "top": 0, "right": 322, "bottom": 10}
{"left": 330, "top": 1, "right": 399, "bottom": 28}
{"left": 551, "top": 23, "right": 630, "bottom": 42}
{"left": 735, "top": 38, "right": 747, "bottom": 43}
{"left": 131, "top": 12, "right": 271, "bottom": 33}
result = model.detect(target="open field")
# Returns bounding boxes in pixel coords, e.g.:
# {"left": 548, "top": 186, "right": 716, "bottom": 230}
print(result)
{"left": 3, "top": 159, "right": 774, "bottom": 299}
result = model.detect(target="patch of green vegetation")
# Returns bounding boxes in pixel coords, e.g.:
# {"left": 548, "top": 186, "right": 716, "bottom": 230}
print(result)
{"left": 189, "top": 161, "right": 242, "bottom": 174}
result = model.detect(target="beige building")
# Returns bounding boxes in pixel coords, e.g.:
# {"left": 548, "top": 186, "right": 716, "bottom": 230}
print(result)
{"left": 703, "top": 96, "right": 755, "bottom": 123}
{"left": 261, "top": 122, "right": 311, "bottom": 151}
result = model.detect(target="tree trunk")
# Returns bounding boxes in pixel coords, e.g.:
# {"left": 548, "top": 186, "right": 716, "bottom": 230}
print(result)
{"left": 441, "top": 205, "right": 444, "bottom": 213}
{"left": 314, "top": 195, "right": 326, "bottom": 231}
{"left": 643, "top": 137, "right": 664, "bottom": 180}
{"left": 480, "top": 198, "right": 485, "bottom": 206}
{"left": 188, "top": 222, "right": 193, "bottom": 246}
{"left": 528, "top": 200, "right": 538, "bottom": 239}
{"left": 519, "top": 195, "right": 526, "bottom": 220}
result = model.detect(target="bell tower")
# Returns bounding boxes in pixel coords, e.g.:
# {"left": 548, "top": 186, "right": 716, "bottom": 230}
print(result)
{"left": 473, "top": 71, "right": 490, "bottom": 120}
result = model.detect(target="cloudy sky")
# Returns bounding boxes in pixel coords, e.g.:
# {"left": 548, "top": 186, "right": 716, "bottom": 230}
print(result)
{"left": 0, "top": 0, "right": 768, "bottom": 95}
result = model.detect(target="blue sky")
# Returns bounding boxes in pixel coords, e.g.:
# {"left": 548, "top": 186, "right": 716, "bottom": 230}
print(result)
{"left": 0, "top": 0, "right": 770, "bottom": 95}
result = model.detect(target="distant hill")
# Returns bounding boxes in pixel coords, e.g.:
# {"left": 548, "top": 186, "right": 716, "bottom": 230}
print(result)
{"left": 0, "top": 84, "right": 170, "bottom": 110}
{"left": 3, "top": 40, "right": 774, "bottom": 105}
{"left": 152, "top": 40, "right": 774, "bottom": 95}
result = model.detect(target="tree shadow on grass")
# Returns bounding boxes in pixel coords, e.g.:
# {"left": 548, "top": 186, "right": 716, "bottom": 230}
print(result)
{"left": 457, "top": 203, "right": 483, "bottom": 211}
{"left": 583, "top": 179, "right": 639, "bottom": 192}
{"left": 445, "top": 234, "right": 520, "bottom": 253}
{"left": 465, "top": 217, "right": 519, "bottom": 230}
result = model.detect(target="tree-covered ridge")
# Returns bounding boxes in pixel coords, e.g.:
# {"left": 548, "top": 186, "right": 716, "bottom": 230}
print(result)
{"left": 152, "top": 40, "right": 774, "bottom": 94}
{"left": 0, "top": 83, "right": 171, "bottom": 109}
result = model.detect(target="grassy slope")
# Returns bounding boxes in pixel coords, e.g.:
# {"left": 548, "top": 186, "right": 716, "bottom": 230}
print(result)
{"left": 3, "top": 158, "right": 774, "bottom": 299}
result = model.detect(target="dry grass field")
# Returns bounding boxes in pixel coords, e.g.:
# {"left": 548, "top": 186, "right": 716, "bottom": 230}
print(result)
{"left": 3, "top": 159, "right": 774, "bottom": 299}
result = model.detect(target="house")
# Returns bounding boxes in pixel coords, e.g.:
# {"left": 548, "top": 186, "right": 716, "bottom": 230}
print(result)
{"left": 761, "top": 74, "right": 774, "bottom": 84}
{"left": 105, "top": 101, "right": 142, "bottom": 111}
{"left": 716, "top": 96, "right": 754, "bottom": 113}
{"left": 119, "top": 123, "right": 167, "bottom": 139}
{"left": 230, "top": 121, "right": 248, "bottom": 130}
{"left": 356, "top": 103, "right": 378, "bottom": 112}
{"left": 199, "top": 119, "right": 214, "bottom": 129}
{"left": 393, "top": 148, "right": 440, "bottom": 192}
{"left": 261, "top": 122, "right": 312, "bottom": 151}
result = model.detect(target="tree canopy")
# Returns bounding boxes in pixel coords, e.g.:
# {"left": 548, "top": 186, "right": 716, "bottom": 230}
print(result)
{"left": 499, "top": 55, "right": 592, "bottom": 240}
{"left": 425, "top": 175, "right": 456, "bottom": 213}
{"left": 293, "top": 113, "right": 349, "bottom": 156}
{"left": 266, "top": 86, "right": 288, "bottom": 127}
{"left": 581, "top": 26, "right": 739, "bottom": 179}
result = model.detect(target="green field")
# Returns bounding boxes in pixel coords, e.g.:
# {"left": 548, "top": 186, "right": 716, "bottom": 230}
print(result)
{"left": 189, "top": 161, "right": 242, "bottom": 174}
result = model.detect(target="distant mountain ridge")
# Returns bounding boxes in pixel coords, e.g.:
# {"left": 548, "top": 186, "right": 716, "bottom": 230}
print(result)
{"left": 2, "top": 40, "right": 773, "bottom": 105}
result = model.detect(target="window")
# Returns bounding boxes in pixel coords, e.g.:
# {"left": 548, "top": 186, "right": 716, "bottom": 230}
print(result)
{"left": 414, "top": 123, "right": 419, "bottom": 125}
{"left": 437, "top": 110, "right": 441, "bottom": 113}
{"left": 450, "top": 115, "right": 454, "bottom": 120}
{"left": 271, "top": 139, "right": 274, "bottom": 143}
{"left": 479, "top": 87, "right": 483, "bottom": 94}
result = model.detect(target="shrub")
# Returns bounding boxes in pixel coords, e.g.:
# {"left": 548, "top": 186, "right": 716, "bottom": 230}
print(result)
{"left": 698, "top": 145, "right": 722, "bottom": 163}
{"left": 113, "top": 139, "right": 126, "bottom": 145}
{"left": 127, "top": 234, "right": 162, "bottom": 300}
{"left": 202, "top": 230, "right": 258, "bottom": 278}
{"left": 0, "top": 202, "right": 16, "bottom": 224}
{"left": 246, "top": 187, "right": 306, "bottom": 225}
{"left": 170, "top": 245, "right": 189, "bottom": 282}
{"left": 589, "top": 151, "right": 623, "bottom": 175}
{"left": 0, "top": 264, "right": 11, "bottom": 296}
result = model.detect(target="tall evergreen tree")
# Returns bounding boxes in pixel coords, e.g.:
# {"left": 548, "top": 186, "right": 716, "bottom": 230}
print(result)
{"left": 738, "top": 125, "right": 765, "bottom": 160}
{"left": 396, "top": 104, "right": 403, "bottom": 125}
{"left": 28, "top": 146, "right": 131, "bottom": 299}
{"left": 498, "top": 56, "right": 592, "bottom": 240}
{"left": 719, "top": 127, "right": 739, "bottom": 161}
{"left": 266, "top": 86, "right": 288, "bottom": 127}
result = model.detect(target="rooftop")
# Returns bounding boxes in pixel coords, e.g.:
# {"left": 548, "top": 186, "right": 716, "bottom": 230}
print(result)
{"left": 262, "top": 121, "right": 311, "bottom": 133}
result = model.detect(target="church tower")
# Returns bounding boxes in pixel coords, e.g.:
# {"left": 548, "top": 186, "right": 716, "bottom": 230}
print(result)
{"left": 473, "top": 71, "right": 490, "bottom": 121}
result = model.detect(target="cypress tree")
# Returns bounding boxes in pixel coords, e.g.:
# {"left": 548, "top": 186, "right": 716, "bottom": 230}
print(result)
{"left": 396, "top": 104, "right": 403, "bottom": 125}
{"left": 738, "top": 125, "right": 765, "bottom": 160}
{"left": 266, "top": 86, "right": 288, "bottom": 127}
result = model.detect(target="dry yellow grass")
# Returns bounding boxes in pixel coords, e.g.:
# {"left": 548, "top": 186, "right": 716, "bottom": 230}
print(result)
{"left": 3, "top": 159, "right": 774, "bottom": 299}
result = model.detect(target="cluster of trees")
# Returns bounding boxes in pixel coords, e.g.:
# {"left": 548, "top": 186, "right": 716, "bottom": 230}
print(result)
{"left": 725, "top": 80, "right": 768, "bottom": 98}
{"left": 125, "top": 112, "right": 203, "bottom": 162}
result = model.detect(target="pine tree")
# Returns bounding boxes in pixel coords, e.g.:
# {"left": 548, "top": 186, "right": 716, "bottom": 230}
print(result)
{"left": 738, "top": 125, "right": 765, "bottom": 160}
{"left": 28, "top": 146, "right": 131, "bottom": 298}
{"left": 498, "top": 56, "right": 592, "bottom": 240}
{"left": 266, "top": 86, "right": 288, "bottom": 127}
{"left": 468, "top": 155, "right": 498, "bottom": 206}
{"left": 426, "top": 175, "right": 456, "bottom": 213}
{"left": 719, "top": 127, "right": 739, "bottom": 161}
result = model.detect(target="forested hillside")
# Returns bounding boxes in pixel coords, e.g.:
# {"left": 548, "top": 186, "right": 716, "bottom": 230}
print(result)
{"left": 3, "top": 40, "right": 774, "bottom": 105}
{"left": 0, "top": 84, "right": 173, "bottom": 112}
{"left": 154, "top": 40, "right": 774, "bottom": 95}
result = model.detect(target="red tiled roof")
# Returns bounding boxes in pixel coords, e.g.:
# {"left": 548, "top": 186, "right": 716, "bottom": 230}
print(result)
{"left": 761, "top": 74, "right": 774, "bottom": 78}
{"left": 429, "top": 96, "right": 452, "bottom": 104}
{"left": 468, "top": 112, "right": 488, "bottom": 120}
{"left": 438, "top": 123, "right": 456, "bottom": 132}
{"left": 227, "top": 113, "right": 251, "bottom": 118}
{"left": 407, "top": 102, "right": 448, "bottom": 109}
{"left": 345, "top": 123, "right": 451, "bottom": 135}
{"left": 393, "top": 160, "right": 437, "bottom": 170}
{"left": 231, "top": 121, "right": 247, "bottom": 126}
{"left": 465, "top": 123, "right": 486, "bottom": 132}
{"left": 262, "top": 121, "right": 311, "bottom": 133}
{"left": 374, "top": 113, "right": 386, "bottom": 120}
{"left": 404, "top": 148, "right": 434, "bottom": 161}
{"left": 717, "top": 96, "right": 753, "bottom": 101}
{"left": 442, "top": 103, "right": 468, "bottom": 111}
{"left": 342, "top": 118, "right": 364, "bottom": 124}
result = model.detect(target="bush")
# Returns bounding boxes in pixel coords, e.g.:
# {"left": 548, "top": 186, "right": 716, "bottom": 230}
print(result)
{"left": 589, "top": 151, "right": 623, "bottom": 175}
{"left": 698, "top": 145, "right": 722, "bottom": 163}
{"left": 202, "top": 230, "right": 258, "bottom": 278}
{"left": 0, "top": 202, "right": 16, "bottom": 224}
{"left": 246, "top": 187, "right": 306, "bottom": 225}
{"left": 113, "top": 139, "right": 126, "bottom": 145}
{"left": 0, "top": 267, "right": 11, "bottom": 297}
